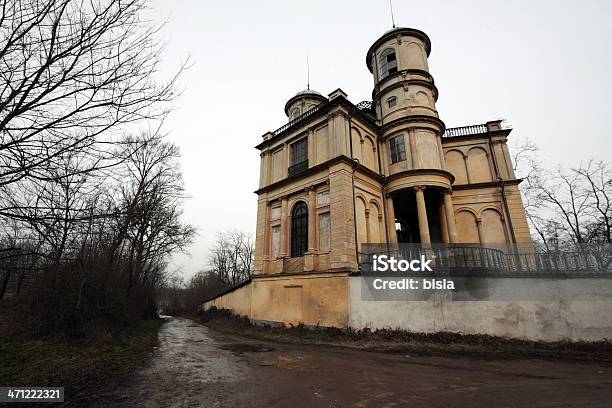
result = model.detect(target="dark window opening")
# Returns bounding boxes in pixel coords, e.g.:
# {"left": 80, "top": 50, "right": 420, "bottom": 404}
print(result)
{"left": 379, "top": 48, "right": 398, "bottom": 78}
{"left": 389, "top": 135, "right": 406, "bottom": 164}
{"left": 387, "top": 96, "right": 397, "bottom": 108}
{"left": 291, "top": 202, "right": 308, "bottom": 257}
{"left": 290, "top": 138, "right": 307, "bottom": 165}
{"left": 288, "top": 138, "right": 308, "bottom": 176}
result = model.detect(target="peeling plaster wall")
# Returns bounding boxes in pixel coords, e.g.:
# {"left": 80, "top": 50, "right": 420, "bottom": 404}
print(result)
{"left": 349, "top": 277, "right": 612, "bottom": 342}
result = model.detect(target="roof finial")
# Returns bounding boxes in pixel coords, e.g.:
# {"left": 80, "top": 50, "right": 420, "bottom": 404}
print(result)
{"left": 306, "top": 52, "right": 310, "bottom": 90}
{"left": 389, "top": 0, "right": 396, "bottom": 28}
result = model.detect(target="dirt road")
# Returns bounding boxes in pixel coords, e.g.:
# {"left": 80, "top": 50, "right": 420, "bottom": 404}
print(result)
{"left": 95, "top": 317, "right": 612, "bottom": 407}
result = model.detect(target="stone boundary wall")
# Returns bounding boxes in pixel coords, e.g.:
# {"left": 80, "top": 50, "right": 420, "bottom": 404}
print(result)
{"left": 349, "top": 277, "right": 612, "bottom": 342}
{"left": 203, "top": 282, "right": 252, "bottom": 318}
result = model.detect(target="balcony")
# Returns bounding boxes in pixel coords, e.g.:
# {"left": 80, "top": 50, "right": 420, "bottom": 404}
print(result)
{"left": 288, "top": 160, "right": 308, "bottom": 177}
{"left": 443, "top": 124, "right": 488, "bottom": 138}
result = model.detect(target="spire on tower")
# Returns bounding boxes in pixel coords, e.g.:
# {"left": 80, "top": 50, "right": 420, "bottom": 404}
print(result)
{"left": 389, "top": 0, "right": 396, "bottom": 28}
{"left": 306, "top": 53, "right": 310, "bottom": 90}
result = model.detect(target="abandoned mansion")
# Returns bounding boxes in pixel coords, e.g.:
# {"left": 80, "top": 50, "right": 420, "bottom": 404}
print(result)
{"left": 205, "top": 27, "right": 540, "bottom": 332}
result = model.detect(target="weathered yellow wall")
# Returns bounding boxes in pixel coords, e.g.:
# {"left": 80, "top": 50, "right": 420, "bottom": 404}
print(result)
{"left": 250, "top": 273, "right": 349, "bottom": 327}
{"left": 203, "top": 283, "right": 252, "bottom": 318}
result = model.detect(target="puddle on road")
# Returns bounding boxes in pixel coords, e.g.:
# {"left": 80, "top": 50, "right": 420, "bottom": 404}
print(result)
{"left": 221, "top": 344, "right": 275, "bottom": 354}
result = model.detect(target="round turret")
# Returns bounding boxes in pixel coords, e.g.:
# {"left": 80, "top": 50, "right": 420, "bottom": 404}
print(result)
{"left": 284, "top": 89, "right": 327, "bottom": 120}
{"left": 366, "top": 27, "right": 451, "bottom": 196}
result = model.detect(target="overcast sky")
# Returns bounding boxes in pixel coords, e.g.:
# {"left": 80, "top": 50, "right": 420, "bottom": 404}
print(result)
{"left": 147, "top": 0, "right": 612, "bottom": 278}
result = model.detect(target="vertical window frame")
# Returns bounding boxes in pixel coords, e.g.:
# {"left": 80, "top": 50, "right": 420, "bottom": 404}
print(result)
{"left": 290, "top": 138, "right": 308, "bottom": 166}
{"left": 290, "top": 201, "right": 308, "bottom": 257}
{"left": 389, "top": 135, "right": 407, "bottom": 164}
{"left": 379, "top": 48, "right": 398, "bottom": 79}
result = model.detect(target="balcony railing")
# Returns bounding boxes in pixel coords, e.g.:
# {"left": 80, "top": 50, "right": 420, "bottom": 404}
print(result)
{"left": 443, "top": 124, "right": 488, "bottom": 138}
{"left": 359, "top": 244, "right": 612, "bottom": 278}
{"left": 273, "top": 104, "right": 327, "bottom": 136}
{"left": 356, "top": 100, "right": 373, "bottom": 111}
{"left": 288, "top": 160, "right": 308, "bottom": 177}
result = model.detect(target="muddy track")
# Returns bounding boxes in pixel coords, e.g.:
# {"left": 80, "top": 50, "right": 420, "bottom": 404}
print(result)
{"left": 94, "top": 317, "right": 612, "bottom": 407}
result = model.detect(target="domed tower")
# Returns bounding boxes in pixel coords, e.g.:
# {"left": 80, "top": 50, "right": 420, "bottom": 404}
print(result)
{"left": 367, "top": 27, "right": 458, "bottom": 244}
{"left": 284, "top": 89, "right": 327, "bottom": 120}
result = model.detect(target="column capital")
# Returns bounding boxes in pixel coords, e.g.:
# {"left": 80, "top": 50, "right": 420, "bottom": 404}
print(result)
{"left": 414, "top": 185, "right": 426, "bottom": 192}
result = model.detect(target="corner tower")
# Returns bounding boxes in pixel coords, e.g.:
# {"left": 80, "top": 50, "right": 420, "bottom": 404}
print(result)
{"left": 367, "top": 28, "right": 458, "bottom": 244}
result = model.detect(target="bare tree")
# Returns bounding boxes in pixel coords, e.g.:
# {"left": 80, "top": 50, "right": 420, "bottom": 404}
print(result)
{"left": 575, "top": 160, "right": 612, "bottom": 244}
{"left": 0, "top": 0, "right": 182, "bottom": 192}
{"left": 514, "top": 139, "right": 612, "bottom": 250}
{"left": 208, "top": 230, "right": 254, "bottom": 286}
{"left": 0, "top": 1, "right": 194, "bottom": 334}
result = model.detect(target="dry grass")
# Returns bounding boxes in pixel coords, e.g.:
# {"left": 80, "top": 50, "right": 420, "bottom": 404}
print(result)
{"left": 0, "top": 317, "right": 163, "bottom": 406}
{"left": 200, "top": 307, "right": 612, "bottom": 364}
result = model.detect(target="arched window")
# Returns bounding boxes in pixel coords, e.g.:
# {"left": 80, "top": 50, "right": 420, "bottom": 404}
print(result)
{"left": 387, "top": 96, "right": 397, "bottom": 108}
{"left": 291, "top": 202, "right": 308, "bottom": 257}
{"left": 379, "top": 48, "right": 398, "bottom": 79}
{"left": 290, "top": 107, "right": 301, "bottom": 120}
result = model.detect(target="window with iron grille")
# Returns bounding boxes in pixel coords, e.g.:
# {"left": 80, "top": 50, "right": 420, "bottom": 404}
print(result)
{"left": 291, "top": 202, "right": 308, "bottom": 257}
{"left": 290, "top": 138, "right": 308, "bottom": 165}
{"left": 379, "top": 48, "right": 398, "bottom": 79}
{"left": 389, "top": 135, "right": 406, "bottom": 164}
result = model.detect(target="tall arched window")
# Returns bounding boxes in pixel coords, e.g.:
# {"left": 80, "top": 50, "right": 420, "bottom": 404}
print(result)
{"left": 291, "top": 202, "right": 308, "bottom": 257}
{"left": 379, "top": 48, "right": 398, "bottom": 79}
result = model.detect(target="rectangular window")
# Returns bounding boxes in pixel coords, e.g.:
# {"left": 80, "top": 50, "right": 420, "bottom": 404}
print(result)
{"left": 389, "top": 135, "right": 407, "bottom": 164}
{"left": 288, "top": 138, "right": 308, "bottom": 176}
{"left": 272, "top": 225, "right": 281, "bottom": 258}
{"left": 318, "top": 212, "right": 331, "bottom": 252}
{"left": 290, "top": 138, "right": 308, "bottom": 165}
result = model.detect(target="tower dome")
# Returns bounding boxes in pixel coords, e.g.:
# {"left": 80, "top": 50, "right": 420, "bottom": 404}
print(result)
{"left": 284, "top": 88, "right": 327, "bottom": 120}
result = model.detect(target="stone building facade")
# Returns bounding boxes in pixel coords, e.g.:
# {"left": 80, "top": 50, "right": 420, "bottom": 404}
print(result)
{"left": 245, "top": 27, "right": 531, "bottom": 327}
{"left": 200, "top": 27, "right": 551, "bottom": 332}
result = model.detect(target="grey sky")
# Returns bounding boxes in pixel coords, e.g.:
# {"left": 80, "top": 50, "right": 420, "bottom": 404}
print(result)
{"left": 148, "top": 0, "right": 612, "bottom": 278}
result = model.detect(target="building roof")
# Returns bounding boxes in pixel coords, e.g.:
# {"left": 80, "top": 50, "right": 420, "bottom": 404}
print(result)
{"left": 284, "top": 88, "right": 328, "bottom": 115}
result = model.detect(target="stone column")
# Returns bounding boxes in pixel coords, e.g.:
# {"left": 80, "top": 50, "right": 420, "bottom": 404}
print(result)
{"left": 439, "top": 201, "right": 449, "bottom": 243}
{"left": 280, "top": 196, "right": 289, "bottom": 257}
{"left": 365, "top": 209, "right": 371, "bottom": 243}
{"left": 307, "top": 188, "right": 316, "bottom": 253}
{"left": 409, "top": 130, "right": 419, "bottom": 169}
{"left": 385, "top": 193, "right": 398, "bottom": 244}
{"left": 284, "top": 142, "right": 290, "bottom": 178}
{"left": 443, "top": 190, "right": 459, "bottom": 243}
{"left": 263, "top": 202, "right": 271, "bottom": 259}
{"left": 303, "top": 188, "right": 317, "bottom": 272}
{"left": 476, "top": 218, "right": 484, "bottom": 244}
{"left": 259, "top": 151, "right": 267, "bottom": 188}
{"left": 415, "top": 186, "right": 431, "bottom": 244}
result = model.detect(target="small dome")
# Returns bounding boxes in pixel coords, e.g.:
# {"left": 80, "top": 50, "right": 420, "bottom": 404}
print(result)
{"left": 294, "top": 89, "right": 324, "bottom": 98}
{"left": 284, "top": 88, "right": 327, "bottom": 117}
